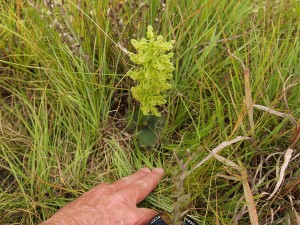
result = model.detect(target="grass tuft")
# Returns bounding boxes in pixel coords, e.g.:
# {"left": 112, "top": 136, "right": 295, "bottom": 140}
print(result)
{"left": 1, "top": 0, "right": 300, "bottom": 224}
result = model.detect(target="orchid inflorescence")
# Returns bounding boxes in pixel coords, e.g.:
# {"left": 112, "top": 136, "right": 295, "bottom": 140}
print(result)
{"left": 126, "top": 25, "right": 175, "bottom": 117}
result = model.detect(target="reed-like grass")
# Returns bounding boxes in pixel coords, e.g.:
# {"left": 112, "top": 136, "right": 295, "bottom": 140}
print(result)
{"left": 1, "top": 0, "right": 299, "bottom": 224}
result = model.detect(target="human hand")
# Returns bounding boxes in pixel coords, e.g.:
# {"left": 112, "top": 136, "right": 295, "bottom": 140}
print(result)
{"left": 41, "top": 167, "right": 165, "bottom": 225}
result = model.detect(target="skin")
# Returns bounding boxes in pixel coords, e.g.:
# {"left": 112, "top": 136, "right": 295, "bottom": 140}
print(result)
{"left": 40, "top": 167, "right": 165, "bottom": 225}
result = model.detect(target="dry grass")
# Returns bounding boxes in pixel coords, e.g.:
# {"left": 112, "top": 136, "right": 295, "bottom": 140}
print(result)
{"left": 1, "top": 0, "right": 300, "bottom": 224}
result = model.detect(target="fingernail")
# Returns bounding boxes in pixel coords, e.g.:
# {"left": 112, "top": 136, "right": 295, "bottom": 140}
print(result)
{"left": 153, "top": 167, "right": 164, "bottom": 174}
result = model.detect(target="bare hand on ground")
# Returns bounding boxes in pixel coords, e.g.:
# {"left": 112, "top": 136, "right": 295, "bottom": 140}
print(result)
{"left": 41, "top": 168, "right": 164, "bottom": 225}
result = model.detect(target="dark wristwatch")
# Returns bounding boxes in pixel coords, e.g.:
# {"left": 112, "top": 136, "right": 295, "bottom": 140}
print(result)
{"left": 147, "top": 213, "right": 198, "bottom": 225}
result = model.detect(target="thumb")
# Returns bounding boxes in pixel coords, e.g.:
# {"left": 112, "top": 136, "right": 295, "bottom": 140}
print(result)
{"left": 137, "top": 208, "right": 159, "bottom": 225}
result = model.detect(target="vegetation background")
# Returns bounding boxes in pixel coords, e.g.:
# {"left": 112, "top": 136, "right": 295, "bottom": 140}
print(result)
{"left": 0, "top": 0, "right": 300, "bottom": 224}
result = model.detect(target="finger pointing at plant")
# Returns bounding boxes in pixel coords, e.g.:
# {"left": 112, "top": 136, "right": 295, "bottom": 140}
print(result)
{"left": 40, "top": 168, "right": 165, "bottom": 225}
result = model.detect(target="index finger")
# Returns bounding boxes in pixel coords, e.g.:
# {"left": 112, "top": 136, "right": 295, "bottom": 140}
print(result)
{"left": 110, "top": 167, "right": 151, "bottom": 191}
{"left": 122, "top": 168, "right": 164, "bottom": 204}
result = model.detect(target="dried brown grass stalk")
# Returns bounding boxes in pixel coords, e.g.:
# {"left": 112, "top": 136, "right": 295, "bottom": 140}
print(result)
{"left": 189, "top": 136, "right": 250, "bottom": 175}
{"left": 267, "top": 148, "right": 294, "bottom": 200}
{"left": 191, "top": 136, "right": 259, "bottom": 225}
{"left": 290, "top": 119, "right": 300, "bottom": 149}
{"left": 228, "top": 51, "right": 255, "bottom": 139}
{"left": 212, "top": 153, "right": 259, "bottom": 225}
{"left": 253, "top": 104, "right": 297, "bottom": 126}
{"left": 188, "top": 136, "right": 258, "bottom": 224}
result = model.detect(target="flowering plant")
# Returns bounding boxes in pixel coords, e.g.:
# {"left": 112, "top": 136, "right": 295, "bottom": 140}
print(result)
{"left": 126, "top": 25, "right": 175, "bottom": 117}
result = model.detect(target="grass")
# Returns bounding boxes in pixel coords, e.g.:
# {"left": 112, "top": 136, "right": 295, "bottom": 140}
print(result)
{"left": 0, "top": 0, "right": 300, "bottom": 224}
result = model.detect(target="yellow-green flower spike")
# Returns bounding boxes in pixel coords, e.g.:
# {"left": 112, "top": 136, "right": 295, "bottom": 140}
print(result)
{"left": 126, "top": 25, "right": 175, "bottom": 117}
